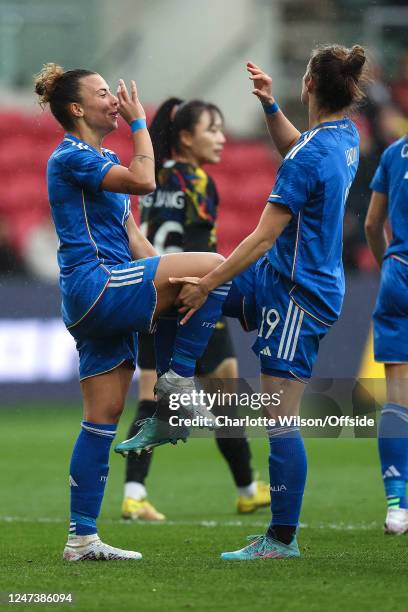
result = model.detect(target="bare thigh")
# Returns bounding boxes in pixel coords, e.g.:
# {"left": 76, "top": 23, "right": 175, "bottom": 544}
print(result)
{"left": 81, "top": 362, "right": 134, "bottom": 424}
{"left": 261, "top": 373, "right": 305, "bottom": 420}
{"left": 385, "top": 363, "right": 408, "bottom": 406}
{"left": 153, "top": 252, "right": 224, "bottom": 317}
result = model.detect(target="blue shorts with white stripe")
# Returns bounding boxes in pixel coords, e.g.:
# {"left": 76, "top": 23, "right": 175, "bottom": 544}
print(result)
{"left": 233, "top": 257, "right": 330, "bottom": 381}
{"left": 69, "top": 256, "right": 160, "bottom": 380}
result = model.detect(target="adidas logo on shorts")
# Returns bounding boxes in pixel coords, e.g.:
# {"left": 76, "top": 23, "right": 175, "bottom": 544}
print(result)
{"left": 259, "top": 346, "right": 272, "bottom": 357}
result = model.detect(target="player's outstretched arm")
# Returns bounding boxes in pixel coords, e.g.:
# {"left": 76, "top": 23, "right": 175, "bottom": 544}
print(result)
{"left": 102, "top": 79, "right": 156, "bottom": 195}
{"left": 364, "top": 191, "right": 389, "bottom": 267}
{"left": 247, "top": 62, "right": 301, "bottom": 158}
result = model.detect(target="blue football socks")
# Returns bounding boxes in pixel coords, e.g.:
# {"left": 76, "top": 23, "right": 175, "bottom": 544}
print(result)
{"left": 167, "top": 283, "right": 231, "bottom": 378}
{"left": 378, "top": 403, "right": 408, "bottom": 509}
{"left": 155, "top": 283, "right": 231, "bottom": 377}
{"left": 266, "top": 425, "right": 307, "bottom": 543}
{"left": 69, "top": 421, "right": 117, "bottom": 537}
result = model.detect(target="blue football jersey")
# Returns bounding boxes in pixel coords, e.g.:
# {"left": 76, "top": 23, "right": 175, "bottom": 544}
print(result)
{"left": 267, "top": 118, "right": 360, "bottom": 325}
{"left": 47, "top": 135, "right": 132, "bottom": 327}
{"left": 370, "top": 135, "right": 408, "bottom": 264}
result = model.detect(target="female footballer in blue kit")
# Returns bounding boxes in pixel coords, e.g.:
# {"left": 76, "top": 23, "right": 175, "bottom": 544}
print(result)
{"left": 169, "top": 44, "right": 366, "bottom": 559}
{"left": 34, "top": 64, "right": 230, "bottom": 561}
{"left": 365, "top": 134, "right": 408, "bottom": 535}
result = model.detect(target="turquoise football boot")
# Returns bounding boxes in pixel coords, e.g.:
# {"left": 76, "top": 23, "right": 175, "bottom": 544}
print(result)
{"left": 220, "top": 534, "right": 300, "bottom": 560}
{"left": 114, "top": 417, "right": 190, "bottom": 456}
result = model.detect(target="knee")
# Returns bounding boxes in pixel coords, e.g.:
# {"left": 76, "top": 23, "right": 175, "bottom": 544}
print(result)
{"left": 207, "top": 253, "right": 225, "bottom": 270}
{"left": 109, "top": 402, "right": 126, "bottom": 423}
{"left": 106, "top": 396, "right": 128, "bottom": 422}
{"left": 212, "top": 358, "right": 238, "bottom": 380}
{"left": 84, "top": 398, "right": 126, "bottom": 425}
{"left": 214, "top": 253, "right": 225, "bottom": 266}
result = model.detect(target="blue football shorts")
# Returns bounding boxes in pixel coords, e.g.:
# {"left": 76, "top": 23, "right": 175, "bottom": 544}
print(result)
{"left": 373, "top": 255, "right": 408, "bottom": 363}
{"left": 68, "top": 256, "right": 160, "bottom": 381}
{"left": 231, "top": 257, "right": 331, "bottom": 381}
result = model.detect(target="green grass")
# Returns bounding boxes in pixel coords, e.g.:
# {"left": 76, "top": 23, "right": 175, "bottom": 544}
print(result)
{"left": 1, "top": 404, "right": 408, "bottom": 611}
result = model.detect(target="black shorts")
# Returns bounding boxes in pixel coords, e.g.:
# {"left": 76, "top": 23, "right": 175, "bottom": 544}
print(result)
{"left": 137, "top": 316, "right": 235, "bottom": 376}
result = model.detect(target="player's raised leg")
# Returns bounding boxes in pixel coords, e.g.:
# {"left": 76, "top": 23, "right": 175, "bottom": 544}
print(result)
{"left": 154, "top": 251, "right": 231, "bottom": 403}
{"left": 115, "top": 251, "right": 231, "bottom": 453}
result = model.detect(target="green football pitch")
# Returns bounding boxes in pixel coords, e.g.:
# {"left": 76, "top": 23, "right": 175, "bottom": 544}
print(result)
{"left": 1, "top": 403, "right": 408, "bottom": 611}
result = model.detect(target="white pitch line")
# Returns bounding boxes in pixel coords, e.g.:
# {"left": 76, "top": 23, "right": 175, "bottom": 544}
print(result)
{"left": 0, "top": 516, "right": 379, "bottom": 530}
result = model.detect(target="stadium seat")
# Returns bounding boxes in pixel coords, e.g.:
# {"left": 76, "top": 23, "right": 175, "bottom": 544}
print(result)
{"left": 0, "top": 111, "right": 279, "bottom": 260}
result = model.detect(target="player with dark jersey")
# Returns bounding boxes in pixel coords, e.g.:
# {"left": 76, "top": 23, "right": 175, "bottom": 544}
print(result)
{"left": 121, "top": 98, "right": 270, "bottom": 521}
{"left": 365, "top": 134, "right": 408, "bottom": 535}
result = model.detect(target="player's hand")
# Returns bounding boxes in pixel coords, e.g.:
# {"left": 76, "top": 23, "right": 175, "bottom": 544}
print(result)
{"left": 247, "top": 61, "right": 274, "bottom": 107}
{"left": 169, "top": 277, "right": 209, "bottom": 325}
{"left": 117, "top": 79, "right": 146, "bottom": 124}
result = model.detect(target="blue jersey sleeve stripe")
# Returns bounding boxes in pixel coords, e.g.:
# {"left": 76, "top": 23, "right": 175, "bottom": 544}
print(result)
{"left": 287, "top": 125, "right": 338, "bottom": 160}
{"left": 391, "top": 254, "right": 408, "bottom": 266}
{"left": 101, "top": 160, "right": 113, "bottom": 172}
{"left": 286, "top": 129, "right": 319, "bottom": 159}
{"left": 267, "top": 198, "right": 297, "bottom": 217}
{"left": 96, "top": 159, "right": 115, "bottom": 190}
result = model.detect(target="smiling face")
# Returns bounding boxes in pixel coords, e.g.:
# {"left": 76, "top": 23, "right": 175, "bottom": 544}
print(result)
{"left": 181, "top": 110, "right": 226, "bottom": 166}
{"left": 70, "top": 73, "right": 119, "bottom": 134}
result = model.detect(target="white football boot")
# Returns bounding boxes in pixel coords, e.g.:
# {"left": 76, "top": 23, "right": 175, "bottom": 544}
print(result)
{"left": 63, "top": 534, "right": 142, "bottom": 561}
{"left": 155, "top": 369, "right": 219, "bottom": 430}
{"left": 384, "top": 507, "right": 408, "bottom": 535}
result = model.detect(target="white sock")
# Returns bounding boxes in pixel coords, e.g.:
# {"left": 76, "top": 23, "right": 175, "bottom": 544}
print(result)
{"left": 237, "top": 482, "right": 257, "bottom": 497}
{"left": 125, "top": 482, "right": 147, "bottom": 501}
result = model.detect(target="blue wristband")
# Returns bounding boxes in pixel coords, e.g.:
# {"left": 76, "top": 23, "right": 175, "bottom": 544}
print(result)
{"left": 263, "top": 101, "right": 280, "bottom": 115}
{"left": 130, "top": 118, "right": 147, "bottom": 133}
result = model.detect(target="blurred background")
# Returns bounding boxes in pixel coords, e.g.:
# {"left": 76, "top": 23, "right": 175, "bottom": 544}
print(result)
{"left": 0, "top": 0, "right": 407, "bottom": 401}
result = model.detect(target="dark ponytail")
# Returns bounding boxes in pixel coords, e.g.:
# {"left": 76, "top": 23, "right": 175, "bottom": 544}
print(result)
{"left": 149, "top": 97, "right": 223, "bottom": 177}
{"left": 149, "top": 97, "right": 183, "bottom": 176}
{"left": 308, "top": 44, "right": 367, "bottom": 113}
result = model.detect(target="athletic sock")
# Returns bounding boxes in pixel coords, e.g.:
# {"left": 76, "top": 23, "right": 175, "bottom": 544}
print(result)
{"left": 69, "top": 421, "right": 116, "bottom": 537}
{"left": 267, "top": 525, "right": 297, "bottom": 545}
{"left": 125, "top": 400, "right": 156, "bottom": 485}
{"left": 154, "top": 316, "right": 178, "bottom": 377}
{"left": 170, "top": 284, "right": 231, "bottom": 377}
{"left": 237, "top": 482, "right": 257, "bottom": 497}
{"left": 124, "top": 482, "right": 147, "bottom": 501}
{"left": 267, "top": 425, "right": 307, "bottom": 543}
{"left": 378, "top": 403, "right": 408, "bottom": 509}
